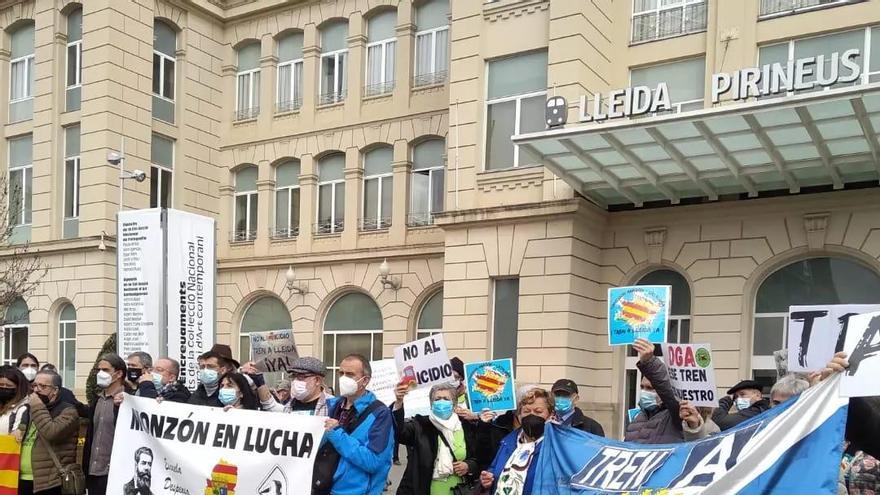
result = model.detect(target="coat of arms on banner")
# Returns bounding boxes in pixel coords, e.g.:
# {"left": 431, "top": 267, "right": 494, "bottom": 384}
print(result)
{"left": 608, "top": 286, "right": 670, "bottom": 345}
{"left": 205, "top": 459, "right": 238, "bottom": 495}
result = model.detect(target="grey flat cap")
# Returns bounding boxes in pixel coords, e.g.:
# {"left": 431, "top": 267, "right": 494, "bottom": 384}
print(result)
{"left": 289, "top": 356, "right": 327, "bottom": 377}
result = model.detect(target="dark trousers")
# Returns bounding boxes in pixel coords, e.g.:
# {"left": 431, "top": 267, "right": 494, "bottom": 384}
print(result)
{"left": 18, "top": 480, "right": 62, "bottom": 495}
{"left": 86, "top": 475, "right": 108, "bottom": 495}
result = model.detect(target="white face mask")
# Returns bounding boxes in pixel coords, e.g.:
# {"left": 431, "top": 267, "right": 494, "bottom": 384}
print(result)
{"left": 338, "top": 375, "right": 361, "bottom": 398}
{"left": 291, "top": 380, "right": 311, "bottom": 401}
{"left": 20, "top": 367, "right": 37, "bottom": 382}
{"left": 96, "top": 371, "right": 113, "bottom": 389}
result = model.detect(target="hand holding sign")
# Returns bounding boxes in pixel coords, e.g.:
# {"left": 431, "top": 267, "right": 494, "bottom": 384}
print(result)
{"left": 633, "top": 338, "right": 655, "bottom": 363}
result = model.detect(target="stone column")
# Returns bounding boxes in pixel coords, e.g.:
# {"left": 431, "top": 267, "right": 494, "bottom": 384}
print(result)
{"left": 254, "top": 160, "right": 273, "bottom": 255}
{"left": 259, "top": 36, "right": 276, "bottom": 125}
{"left": 298, "top": 153, "right": 316, "bottom": 251}
{"left": 344, "top": 12, "right": 364, "bottom": 118}
{"left": 394, "top": 2, "right": 415, "bottom": 106}
{"left": 342, "top": 147, "right": 362, "bottom": 246}
{"left": 390, "top": 139, "right": 410, "bottom": 245}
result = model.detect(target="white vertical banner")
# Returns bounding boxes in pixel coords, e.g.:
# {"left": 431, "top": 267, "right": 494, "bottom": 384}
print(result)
{"left": 166, "top": 209, "right": 216, "bottom": 390}
{"left": 117, "top": 209, "right": 164, "bottom": 360}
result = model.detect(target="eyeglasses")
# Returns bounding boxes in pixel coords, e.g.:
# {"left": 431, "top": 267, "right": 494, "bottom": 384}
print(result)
{"left": 33, "top": 383, "right": 57, "bottom": 391}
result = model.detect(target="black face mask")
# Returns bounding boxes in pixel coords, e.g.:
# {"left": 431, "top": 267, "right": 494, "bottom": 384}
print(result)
{"left": 0, "top": 388, "right": 15, "bottom": 402}
{"left": 37, "top": 393, "right": 51, "bottom": 405}
{"left": 520, "top": 414, "right": 546, "bottom": 439}
{"left": 127, "top": 367, "right": 143, "bottom": 382}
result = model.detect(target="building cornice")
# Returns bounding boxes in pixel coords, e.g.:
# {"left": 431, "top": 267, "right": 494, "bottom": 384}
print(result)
{"left": 218, "top": 242, "right": 445, "bottom": 271}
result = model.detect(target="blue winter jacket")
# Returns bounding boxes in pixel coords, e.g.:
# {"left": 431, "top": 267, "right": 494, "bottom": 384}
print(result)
{"left": 324, "top": 391, "right": 394, "bottom": 495}
{"left": 487, "top": 428, "right": 543, "bottom": 495}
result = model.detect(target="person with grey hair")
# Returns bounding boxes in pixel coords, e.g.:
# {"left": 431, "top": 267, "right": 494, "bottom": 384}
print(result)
{"left": 770, "top": 374, "right": 810, "bottom": 406}
{"left": 125, "top": 351, "right": 153, "bottom": 395}
{"left": 393, "top": 381, "right": 479, "bottom": 495}
{"left": 137, "top": 357, "right": 191, "bottom": 403}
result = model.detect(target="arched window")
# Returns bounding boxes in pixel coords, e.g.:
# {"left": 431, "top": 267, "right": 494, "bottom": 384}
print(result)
{"left": 414, "top": 0, "right": 449, "bottom": 86}
{"left": 410, "top": 139, "right": 445, "bottom": 226}
{"left": 276, "top": 32, "right": 304, "bottom": 112}
{"left": 317, "top": 154, "right": 345, "bottom": 234}
{"left": 236, "top": 42, "right": 261, "bottom": 120}
{"left": 233, "top": 166, "right": 258, "bottom": 241}
{"left": 239, "top": 296, "right": 292, "bottom": 365}
{"left": 9, "top": 21, "right": 35, "bottom": 122}
{"left": 362, "top": 147, "right": 393, "bottom": 231}
{"left": 153, "top": 20, "right": 176, "bottom": 123}
{"left": 416, "top": 290, "right": 443, "bottom": 340}
{"left": 319, "top": 20, "right": 349, "bottom": 104}
{"left": 66, "top": 8, "right": 82, "bottom": 112}
{"left": 752, "top": 257, "right": 880, "bottom": 389}
{"left": 273, "top": 160, "right": 301, "bottom": 239}
{"left": 2, "top": 298, "right": 29, "bottom": 366}
{"left": 58, "top": 304, "right": 77, "bottom": 387}
{"left": 324, "top": 293, "right": 383, "bottom": 389}
{"left": 365, "top": 10, "right": 397, "bottom": 96}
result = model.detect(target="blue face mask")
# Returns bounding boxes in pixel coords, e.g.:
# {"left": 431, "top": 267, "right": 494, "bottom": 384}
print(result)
{"left": 555, "top": 396, "right": 573, "bottom": 415}
{"left": 432, "top": 399, "right": 454, "bottom": 420}
{"left": 638, "top": 391, "right": 658, "bottom": 412}
{"left": 152, "top": 374, "right": 165, "bottom": 390}
{"left": 199, "top": 369, "right": 219, "bottom": 387}
{"left": 218, "top": 388, "right": 238, "bottom": 406}
{"left": 735, "top": 397, "right": 753, "bottom": 411}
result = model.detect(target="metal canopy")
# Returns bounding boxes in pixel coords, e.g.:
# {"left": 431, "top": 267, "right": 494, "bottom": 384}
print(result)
{"left": 514, "top": 83, "right": 880, "bottom": 208}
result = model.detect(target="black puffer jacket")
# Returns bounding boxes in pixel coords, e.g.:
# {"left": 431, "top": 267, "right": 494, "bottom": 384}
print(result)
{"left": 624, "top": 356, "right": 684, "bottom": 444}
{"left": 712, "top": 396, "right": 771, "bottom": 431}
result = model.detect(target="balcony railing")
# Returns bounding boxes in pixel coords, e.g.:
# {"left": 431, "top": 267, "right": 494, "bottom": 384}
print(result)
{"left": 413, "top": 70, "right": 448, "bottom": 88}
{"left": 631, "top": 2, "right": 707, "bottom": 44}
{"left": 318, "top": 90, "right": 347, "bottom": 106}
{"left": 406, "top": 212, "right": 436, "bottom": 227}
{"left": 234, "top": 106, "right": 259, "bottom": 121}
{"left": 759, "top": 0, "right": 861, "bottom": 17}
{"left": 360, "top": 218, "right": 392, "bottom": 232}
{"left": 270, "top": 226, "right": 299, "bottom": 240}
{"left": 230, "top": 229, "right": 256, "bottom": 243}
{"left": 314, "top": 219, "right": 344, "bottom": 235}
{"left": 364, "top": 81, "right": 395, "bottom": 98}
{"left": 275, "top": 97, "right": 302, "bottom": 114}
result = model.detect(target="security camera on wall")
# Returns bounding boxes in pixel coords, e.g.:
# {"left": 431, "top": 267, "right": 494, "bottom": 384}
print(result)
{"left": 131, "top": 169, "right": 147, "bottom": 183}
{"left": 107, "top": 150, "right": 123, "bottom": 165}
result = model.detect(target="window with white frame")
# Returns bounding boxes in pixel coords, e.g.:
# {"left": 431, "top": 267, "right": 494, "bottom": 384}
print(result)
{"left": 9, "top": 22, "right": 35, "bottom": 122}
{"left": 236, "top": 42, "right": 261, "bottom": 120}
{"left": 233, "top": 166, "right": 258, "bottom": 241}
{"left": 2, "top": 298, "right": 29, "bottom": 366}
{"left": 8, "top": 135, "right": 33, "bottom": 244}
{"left": 63, "top": 125, "right": 80, "bottom": 239}
{"left": 760, "top": 0, "right": 865, "bottom": 18}
{"left": 316, "top": 153, "right": 346, "bottom": 234}
{"left": 320, "top": 21, "right": 349, "bottom": 105}
{"left": 276, "top": 32, "right": 304, "bottom": 113}
{"left": 273, "top": 160, "right": 301, "bottom": 238}
{"left": 365, "top": 10, "right": 397, "bottom": 97}
{"left": 630, "top": 57, "right": 705, "bottom": 114}
{"left": 66, "top": 8, "right": 82, "bottom": 112}
{"left": 323, "top": 292, "right": 384, "bottom": 391}
{"left": 631, "top": 0, "right": 707, "bottom": 44}
{"left": 414, "top": 0, "right": 449, "bottom": 87}
{"left": 409, "top": 139, "right": 445, "bottom": 226}
{"left": 150, "top": 134, "right": 174, "bottom": 209}
{"left": 485, "top": 51, "right": 548, "bottom": 171}
{"left": 362, "top": 147, "right": 393, "bottom": 231}
{"left": 153, "top": 20, "right": 176, "bottom": 123}
{"left": 751, "top": 257, "right": 880, "bottom": 392}
{"left": 58, "top": 304, "right": 76, "bottom": 388}
{"left": 416, "top": 290, "right": 443, "bottom": 340}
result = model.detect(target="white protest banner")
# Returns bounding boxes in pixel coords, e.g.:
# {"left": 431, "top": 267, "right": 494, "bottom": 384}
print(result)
{"left": 117, "top": 209, "right": 164, "bottom": 360}
{"left": 107, "top": 395, "right": 324, "bottom": 495}
{"left": 841, "top": 311, "right": 880, "bottom": 398}
{"left": 663, "top": 343, "right": 718, "bottom": 407}
{"left": 393, "top": 334, "right": 454, "bottom": 389}
{"left": 368, "top": 359, "right": 433, "bottom": 418}
{"left": 166, "top": 209, "right": 215, "bottom": 391}
{"left": 788, "top": 304, "right": 880, "bottom": 372}
{"left": 250, "top": 329, "right": 298, "bottom": 373}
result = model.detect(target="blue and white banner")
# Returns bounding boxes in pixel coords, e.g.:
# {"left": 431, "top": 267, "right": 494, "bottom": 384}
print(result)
{"left": 534, "top": 375, "right": 848, "bottom": 494}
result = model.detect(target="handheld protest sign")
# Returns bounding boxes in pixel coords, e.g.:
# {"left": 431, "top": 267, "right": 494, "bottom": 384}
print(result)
{"left": 787, "top": 304, "right": 880, "bottom": 372}
{"left": 464, "top": 359, "right": 516, "bottom": 412}
{"left": 608, "top": 286, "right": 670, "bottom": 346}
{"left": 663, "top": 343, "right": 718, "bottom": 408}
{"left": 368, "top": 359, "right": 432, "bottom": 417}
{"left": 841, "top": 311, "right": 880, "bottom": 398}
{"left": 393, "top": 334, "right": 454, "bottom": 389}
{"left": 249, "top": 329, "right": 298, "bottom": 373}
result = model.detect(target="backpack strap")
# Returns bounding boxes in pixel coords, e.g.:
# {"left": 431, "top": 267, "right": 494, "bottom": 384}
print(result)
{"left": 435, "top": 427, "right": 460, "bottom": 462}
{"left": 344, "top": 400, "right": 384, "bottom": 434}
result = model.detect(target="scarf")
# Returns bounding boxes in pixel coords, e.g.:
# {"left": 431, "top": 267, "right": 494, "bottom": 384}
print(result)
{"left": 429, "top": 411, "right": 462, "bottom": 480}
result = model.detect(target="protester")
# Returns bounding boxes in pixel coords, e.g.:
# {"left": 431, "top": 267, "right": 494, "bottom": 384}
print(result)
{"left": 550, "top": 379, "right": 604, "bottom": 436}
{"left": 26, "top": 360, "right": 87, "bottom": 417}
{"left": 219, "top": 372, "right": 260, "bottom": 410}
{"left": 125, "top": 351, "right": 153, "bottom": 393}
{"left": 247, "top": 356, "right": 331, "bottom": 415}
{"left": 770, "top": 374, "right": 810, "bottom": 406}
{"left": 138, "top": 357, "right": 191, "bottom": 403}
{"left": 625, "top": 338, "right": 683, "bottom": 444}
{"left": 84, "top": 353, "right": 128, "bottom": 495}
{"left": 318, "top": 354, "right": 393, "bottom": 495}
{"left": 275, "top": 379, "right": 292, "bottom": 406}
{"left": 0, "top": 366, "right": 29, "bottom": 434}
{"left": 712, "top": 379, "right": 771, "bottom": 431}
{"left": 480, "top": 388, "right": 553, "bottom": 495}
{"left": 18, "top": 370, "right": 79, "bottom": 495}
{"left": 189, "top": 344, "right": 238, "bottom": 408}
{"left": 475, "top": 384, "right": 537, "bottom": 471}
{"left": 393, "top": 381, "right": 478, "bottom": 495}
{"left": 679, "top": 400, "right": 719, "bottom": 441}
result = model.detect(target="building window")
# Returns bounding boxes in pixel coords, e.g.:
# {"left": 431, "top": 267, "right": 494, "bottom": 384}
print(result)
{"left": 362, "top": 147, "right": 393, "bottom": 231}
{"left": 63, "top": 125, "right": 80, "bottom": 239}
{"left": 416, "top": 290, "right": 443, "bottom": 340}
{"left": 759, "top": 26, "right": 880, "bottom": 95}
{"left": 152, "top": 20, "right": 176, "bottom": 123}
{"left": 66, "top": 8, "right": 83, "bottom": 112}
{"left": 58, "top": 304, "right": 76, "bottom": 388}
{"left": 630, "top": 57, "right": 705, "bottom": 114}
{"left": 485, "top": 51, "right": 548, "bottom": 171}
{"left": 8, "top": 135, "right": 33, "bottom": 244}
{"left": 492, "top": 278, "right": 520, "bottom": 366}
{"left": 233, "top": 166, "right": 258, "bottom": 242}
{"left": 631, "top": 0, "right": 707, "bottom": 44}
{"left": 2, "top": 298, "right": 29, "bottom": 366}
{"left": 319, "top": 21, "right": 349, "bottom": 105}
{"left": 752, "top": 257, "right": 880, "bottom": 391}
{"left": 236, "top": 42, "right": 261, "bottom": 120}
{"left": 760, "top": 0, "right": 865, "bottom": 18}
{"left": 276, "top": 32, "right": 304, "bottom": 113}
{"left": 409, "top": 139, "right": 445, "bottom": 226}
{"left": 323, "top": 292, "right": 383, "bottom": 390}
{"left": 316, "top": 153, "right": 345, "bottom": 234}
{"left": 414, "top": 0, "right": 449, "bottom": 87}
{"left": 150, "top": 134, "right": 174, "bottom": 209}
{"left": 9, "top": 22, "right": 35, "bottom": 123}
{"left": 365, "top": 10, "right": 397, "bottom": 97}
{"left": 239, "top": 296, "right": 291, "bottom": 383}
{"left": 273, "top": 160, "right": 301, "bottom": 239}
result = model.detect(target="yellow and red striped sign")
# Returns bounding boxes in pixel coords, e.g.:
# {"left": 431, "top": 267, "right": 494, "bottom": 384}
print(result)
{"left": 0, "top": 435, "right": 20, "bottom": 495}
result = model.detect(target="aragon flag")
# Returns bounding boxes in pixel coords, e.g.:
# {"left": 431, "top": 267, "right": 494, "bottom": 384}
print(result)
{"left": 0, "top": 435, "right": 20, "bottom": 494}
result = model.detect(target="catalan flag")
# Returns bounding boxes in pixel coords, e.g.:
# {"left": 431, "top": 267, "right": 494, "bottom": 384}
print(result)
{"left": 0, "top": 435, "right": 20, "bottom": 495}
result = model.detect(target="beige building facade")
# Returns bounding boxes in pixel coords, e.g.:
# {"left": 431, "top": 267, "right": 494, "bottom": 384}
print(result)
{"left": 2, "top": 0, "right": 880, "bottom": 438}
